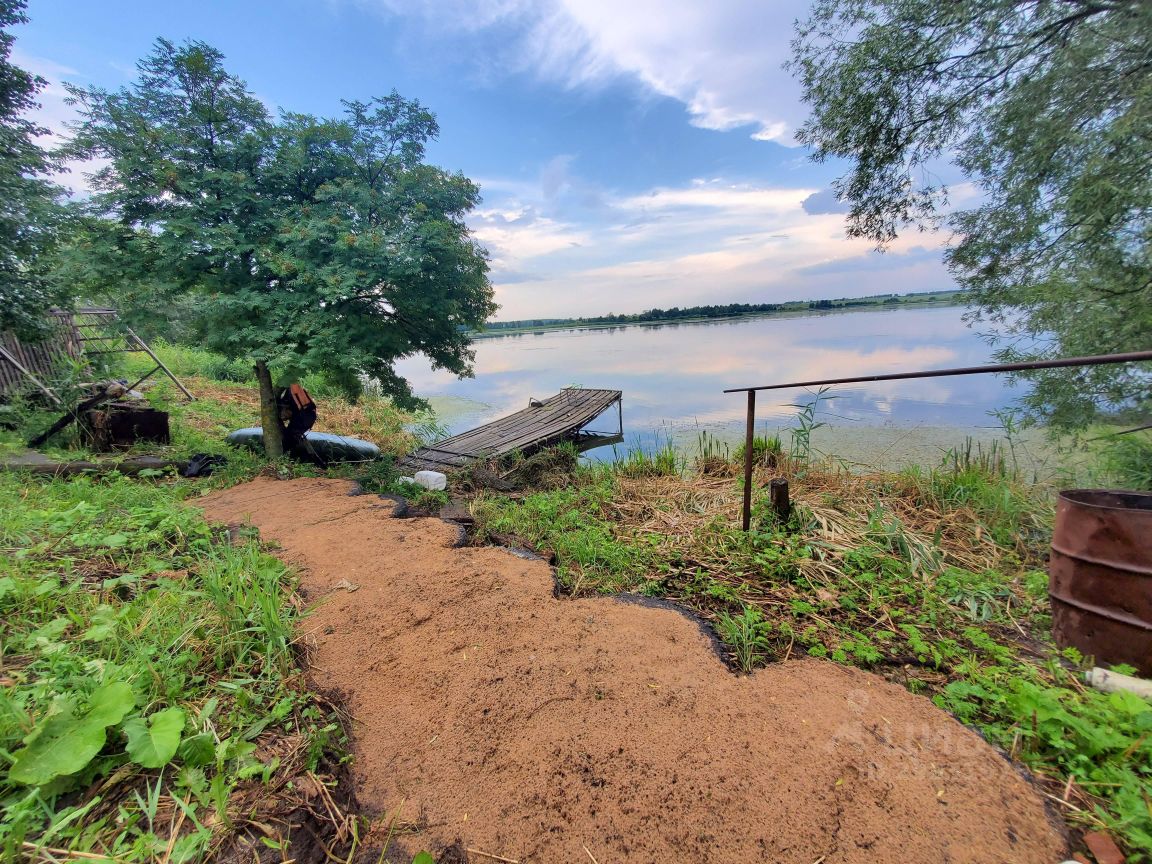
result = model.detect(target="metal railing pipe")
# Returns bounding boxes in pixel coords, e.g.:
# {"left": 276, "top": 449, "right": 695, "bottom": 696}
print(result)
{"left": 731, "top": 349, "right": 1152, "bottom": 530}
{"left": 723, "top": 349, "right": 1152, "bottom": 394}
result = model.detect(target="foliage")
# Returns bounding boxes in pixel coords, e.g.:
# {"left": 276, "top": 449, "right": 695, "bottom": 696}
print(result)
{"left": 613, "top": 438, "right": 682, "bottom": 478}
{"left": 791, "top": 0, "right": 1152, "bottom": 429}
{"left": 787, "top": 388, "right": 831, "bottom": 464}
{"left": 715, "top": 606, "right": 774, "bottom": 673}
{"left": 113, "top": 341, "right": 419, "bottom": 459}
{"left": 60, "top": 38, "right": 494, "bottom": 455}
{"left": 1092, "top": 432, "right": 1152, "bottom": 491}
{"left": 476, "top": 470, "right": 654, "bottom": 594}
{"left": 734, "top": 433, "right": 782, "bottom": 466}
{"left": 0, "top": 0, "right": 68, "bottom": 338}
{"left": 938, "top": 662, "right": 1152, "bottom": 850}
{"left": 0, "top": 472, "right": 342, "bottom": 860}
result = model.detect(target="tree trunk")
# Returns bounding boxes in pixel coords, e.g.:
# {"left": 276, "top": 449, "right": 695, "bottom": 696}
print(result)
{"left": 254, "top": 360, "right": 285, "bottom": 459}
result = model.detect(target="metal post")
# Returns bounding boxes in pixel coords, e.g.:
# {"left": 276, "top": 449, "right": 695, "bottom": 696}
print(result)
{"left": 124, "top": 326, "right": 195, "bottom": 401}
{"left": 742, "top": 389, "right": 756, "bottom": 531}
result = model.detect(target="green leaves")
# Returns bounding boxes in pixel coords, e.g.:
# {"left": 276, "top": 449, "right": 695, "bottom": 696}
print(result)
{"left": 123, "top": 707, "right": 186, "bottom": 769}
{"left": 64, "top": 40, "right": 494, "bottom": 418}
{"left": 938, "top": 665, "right": 1152, "bottom": 851}
{"left": 791, "top": 0, "right": 1152, "bottom": 429}
{"left": 8, "top": 682, "right": 135, "bottom": 786}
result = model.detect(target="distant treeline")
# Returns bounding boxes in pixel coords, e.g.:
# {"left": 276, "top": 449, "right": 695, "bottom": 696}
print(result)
{"left": 480, "top": 290, "right": 958, "bottom": 333}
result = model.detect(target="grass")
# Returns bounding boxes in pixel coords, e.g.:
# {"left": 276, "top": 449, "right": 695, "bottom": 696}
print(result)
{"left": 0, "top": 472, "right": 350, "bottom": 862}
{"left": 5, "top": 341, "right": 1149, "bottom": 856}
{"left": 2, "top": 341, "right": 421, "bottom": 468}
{"left": 0, "top": 343, "right": 439, "bottom": 862}
{"left": 472, "top": 436, "right": 1152, "bottom": 856}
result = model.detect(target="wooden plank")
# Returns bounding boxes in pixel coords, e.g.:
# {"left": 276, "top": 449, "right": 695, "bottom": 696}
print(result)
{"left": 397, "top": 388, "right": 621, "bottom": 471}
{"left": 433, "top": 389, "right": 620, "bottom": 450}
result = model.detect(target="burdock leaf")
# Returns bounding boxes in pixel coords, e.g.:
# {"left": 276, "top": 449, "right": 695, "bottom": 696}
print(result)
{"left": 8, "top": 683, "right": 134, "bottom": 786}
{"left": 124, "top": 707, "right": 186, "bottom": 768}
{"left": 85, "top": 682, "right": 136, "bottom": 727}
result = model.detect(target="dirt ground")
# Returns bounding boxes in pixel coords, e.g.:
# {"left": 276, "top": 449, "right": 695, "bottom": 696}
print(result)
{"left": 199, "top": 477, "right": 1068, "bottom": 864}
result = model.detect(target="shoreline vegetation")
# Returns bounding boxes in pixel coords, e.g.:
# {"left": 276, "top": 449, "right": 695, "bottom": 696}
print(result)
{"left": 2, "top": 342, "right": 1150, "bottom": 861}
{"left": 474, "top": 289, "right": 964, "bottom": 337}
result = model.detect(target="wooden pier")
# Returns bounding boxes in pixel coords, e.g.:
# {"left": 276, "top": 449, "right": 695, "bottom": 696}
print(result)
{"left": 398, "top": 387, "right": 622, "bottom": 472}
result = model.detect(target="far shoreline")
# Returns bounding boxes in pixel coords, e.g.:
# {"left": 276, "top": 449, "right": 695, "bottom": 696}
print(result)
{"left": 473, "top": 290, "right": 966, "bottom": 339}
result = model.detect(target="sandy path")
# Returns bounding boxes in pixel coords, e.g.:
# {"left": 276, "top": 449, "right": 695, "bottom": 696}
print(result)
{"left": 199, "top": 478, "right": 1066, "bottom": 864}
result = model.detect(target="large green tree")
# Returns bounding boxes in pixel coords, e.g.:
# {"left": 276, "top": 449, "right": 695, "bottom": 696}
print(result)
{"left": 0, "top": 0, "right": 66, "bottom": 337}
{"left": 791, "top": 0, "right": 1151, "bottom": 428}
{"left": 65, "top": 39, "right": 494, "bottom": 456}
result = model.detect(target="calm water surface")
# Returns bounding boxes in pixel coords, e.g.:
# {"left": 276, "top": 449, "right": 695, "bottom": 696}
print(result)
{"left": 394, "top": 305, "right": 1025, "bottom": 467}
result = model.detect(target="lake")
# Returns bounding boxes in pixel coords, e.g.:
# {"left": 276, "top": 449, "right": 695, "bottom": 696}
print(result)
{"left": 394, "top": 304, "right": 1031, "bottom": 468}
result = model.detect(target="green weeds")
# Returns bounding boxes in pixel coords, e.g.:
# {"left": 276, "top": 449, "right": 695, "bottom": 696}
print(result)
{"left": 787, "top": 387, "right": 831, "bottom": 464}
{"left": 734, "top": 433, "right": 783, "bottom": 467}
{"left": 938, "top": 660, "right": 1152, "bottom": 850}
{"left": 612, "top": 438, "right": 681, "bottom": 478}
{"left": 715, "top": 606, "right": 774, "bottom": 673}
{"left": 475, "top": 472, "right": 653, "bottom": 593}
{"left": 0, "top": 473, "right": 342, "bottom": 861}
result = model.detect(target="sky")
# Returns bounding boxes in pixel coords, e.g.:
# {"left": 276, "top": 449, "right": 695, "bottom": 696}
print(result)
{"left": 13, "top": 0, "right": 958, "bottom": 321}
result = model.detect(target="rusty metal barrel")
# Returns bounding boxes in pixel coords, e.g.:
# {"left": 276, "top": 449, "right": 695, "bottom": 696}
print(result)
{"left": 1049, "top": 490, "right": 1152, "bottom": 676}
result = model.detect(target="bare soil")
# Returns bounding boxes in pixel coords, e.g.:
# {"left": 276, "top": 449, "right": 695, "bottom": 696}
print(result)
{"left": 199, "top": 477, "right": 1067, "bottom": 864}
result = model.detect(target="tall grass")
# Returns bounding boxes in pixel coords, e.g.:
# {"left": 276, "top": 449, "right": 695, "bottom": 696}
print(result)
{"left": 0, "top": 473, "right": 337, "bottom": 860}
{"left": 903, "top": 437, "right": 1046, "bottom": 550}
{"left": 612, "top": 435, "right": 682, "bottom": 478}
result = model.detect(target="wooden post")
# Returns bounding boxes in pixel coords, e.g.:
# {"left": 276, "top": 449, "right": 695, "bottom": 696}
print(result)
{"left": 742, "top": 390, "right": 756, "bottom": 531}
{"left": 769, "top": 477, "right": 791, "bottom": 523}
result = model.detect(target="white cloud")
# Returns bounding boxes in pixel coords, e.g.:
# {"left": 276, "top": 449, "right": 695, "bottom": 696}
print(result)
{"left": 357, "top": 0, "right": 812, "bottom": 142}
{"left": 470, "top": 171, "right": 953, "bottom": 320}
{"left": 11, "top": 50, "right": 104, "bottom": 196}
{"left": 471, "top": 207, "right": 588, "bottom": 266}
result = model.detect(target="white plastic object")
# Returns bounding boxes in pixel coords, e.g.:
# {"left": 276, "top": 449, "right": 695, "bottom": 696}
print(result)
{"left": 1084, "top": 667, "right": 1152, "bottom": 700}
{"left": 399, "top": 476, "right": 415, "bottom": 485}
{"left": 413, "top": 470, "right": 447, "bottom": 491}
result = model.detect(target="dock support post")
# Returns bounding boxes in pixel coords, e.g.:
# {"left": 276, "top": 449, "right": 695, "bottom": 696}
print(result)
{"left": 770, "top": 477, "right": 790, "bottom": 523}
{"left": 742, "top": 390, "right": 756, "bottom": 531}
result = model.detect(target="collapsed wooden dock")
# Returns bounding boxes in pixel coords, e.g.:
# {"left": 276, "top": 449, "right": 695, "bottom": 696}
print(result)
{"left": 398, "top": 387, "right": 622, "bottom": 472}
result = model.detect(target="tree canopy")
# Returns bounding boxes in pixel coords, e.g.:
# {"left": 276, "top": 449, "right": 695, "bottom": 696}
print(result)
{"left": 791, "top": 0, "right": 1151, "bottom": 428}
{"left": 0, "top": 0, "right": 66, "bottom": 337}
{"left": 64, "top": 39, "right": 494, "bottom": 451}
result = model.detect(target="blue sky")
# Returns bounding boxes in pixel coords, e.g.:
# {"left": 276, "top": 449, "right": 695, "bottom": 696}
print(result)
{"left": 14, "top": 0, "right": 958, "bottom": 321}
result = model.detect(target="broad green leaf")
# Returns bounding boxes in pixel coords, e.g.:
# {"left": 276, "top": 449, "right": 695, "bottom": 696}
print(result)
{"left": 1108, "top": 689, "right": 1152, "bottom": 717}
{"left": 30, "top": 617, "right": 71, "bottom": 642}
{"left": 98, "top": 533, "right": 129, "bottom": 548}
{"left": 8, "top": 682, "right": 136, "bottom": 785}
{"left": 177, "top": 733, "right": 216, "bottom": 768}
{"left": 83, "top": 606, "right": 119, "bottom": 642}
{"left": 9, "top": 705, "right": 99, "bottom": 785}
{"left": 411, "top": 853, "right": 436, "bottom": 864}
{"left": 124, "top": 707, "right": 186, "bottom": 769}
{"left": 82, "top": 623, "right": 115, "bottom": 642}
{"left": 85, "top": 682, "right": 136, "bottom": 727}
